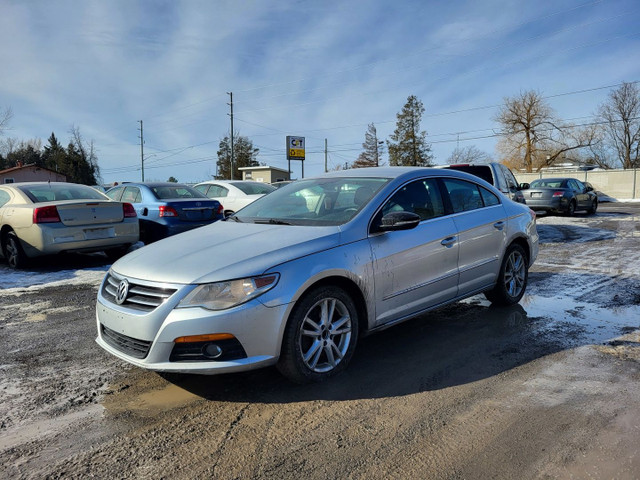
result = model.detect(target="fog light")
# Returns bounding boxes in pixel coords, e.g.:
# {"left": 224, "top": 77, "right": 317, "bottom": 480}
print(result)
{"left": 203, "top": 343, "right": 223, "bottom": 359}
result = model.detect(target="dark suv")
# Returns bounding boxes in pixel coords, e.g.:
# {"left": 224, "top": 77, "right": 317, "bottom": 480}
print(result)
{"left": 442, "top": 163, "right": 526, "bottom": 204}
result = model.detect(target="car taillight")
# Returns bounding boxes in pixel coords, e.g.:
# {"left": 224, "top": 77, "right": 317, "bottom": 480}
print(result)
{"left": 33, "top": 205, "right": 61, "bottom": 224}
{"left": 529, "top": 208, "right": 536, "bottom": 221}
{"left": 552, "top": 191, "right": 564, "bottom": 197}
{"left": 159, "top": 205, "right": 178, "bottom": 217}
{"left": 216, "top": 203, "right": 224, "bottom": 215}
{"left": 123, "top": 203, "right": 137, "bottom": 218}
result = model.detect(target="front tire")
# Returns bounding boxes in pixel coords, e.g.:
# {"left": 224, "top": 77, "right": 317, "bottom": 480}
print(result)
{"left": 277, "top": 286, "right": 359, "bottom": 384}
{"left": 3, "top": 231, "right": 28, "bottom": 269}
{"left": 484, "top": 244, "right": 528, "bottom": 306}
{"left": 587, "top": 198, "right": 598, "bottom": 215}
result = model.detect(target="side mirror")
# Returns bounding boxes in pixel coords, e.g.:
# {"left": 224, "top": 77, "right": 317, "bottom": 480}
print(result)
{"left": 519, "top": 183, "right": 530, "bottom": 190}
{"left": 379, "top": 211, "right": 421, "bottom": 232}
{"left": 585, "top": 185, "right": 594, "bottom": 192}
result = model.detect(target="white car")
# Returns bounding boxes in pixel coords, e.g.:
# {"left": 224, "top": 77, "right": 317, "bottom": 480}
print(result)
{"left": 194, "top": 180, "right": 276, "bottom": 216}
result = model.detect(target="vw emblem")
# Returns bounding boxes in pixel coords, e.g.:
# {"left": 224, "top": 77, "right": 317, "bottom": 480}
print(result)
{"left": 115, "top": 279, "right": 129, "bottom": 305}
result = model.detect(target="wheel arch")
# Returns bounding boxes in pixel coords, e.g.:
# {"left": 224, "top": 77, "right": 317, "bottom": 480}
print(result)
{"left": 285, "top": 275, "right": 369, "bottom": 341}
{"left": 507, "top": 235, "right": 531, "bottom": 267}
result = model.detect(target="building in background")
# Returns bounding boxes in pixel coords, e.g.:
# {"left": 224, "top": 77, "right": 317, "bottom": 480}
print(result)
{"left": 0, "top": 163, "right": 67, "bottom": 184}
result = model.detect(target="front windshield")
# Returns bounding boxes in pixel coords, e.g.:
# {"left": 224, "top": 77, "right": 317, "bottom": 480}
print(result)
{"left": 236, "top": 177, "right": 390, "bottom": 226}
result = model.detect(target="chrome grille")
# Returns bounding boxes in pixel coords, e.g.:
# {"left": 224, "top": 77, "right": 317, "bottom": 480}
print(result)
{"left": 102, "top": 273, "right": 177, "bottom": 312}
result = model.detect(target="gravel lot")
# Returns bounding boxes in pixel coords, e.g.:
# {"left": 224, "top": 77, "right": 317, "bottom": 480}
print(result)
{"left": 1, "top": 202, "right": 639, "bottom": 479}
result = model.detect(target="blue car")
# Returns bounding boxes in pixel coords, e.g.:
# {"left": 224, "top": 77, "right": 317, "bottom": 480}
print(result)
{"left": 106, "top": 182, "right": 223, "bottom": 243}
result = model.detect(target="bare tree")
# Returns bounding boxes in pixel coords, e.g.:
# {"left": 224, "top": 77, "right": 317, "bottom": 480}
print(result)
{"left": 446, "top": 145, "right": 491, "bottom": 164}
{"left": 495, "top": 91, "right": 595, "bottom": 172}
{"left": 0, "top": 107, "right": 12, "bottom": 137}
{"left": 598, "top": 82, "right": 640, "bottom": 169}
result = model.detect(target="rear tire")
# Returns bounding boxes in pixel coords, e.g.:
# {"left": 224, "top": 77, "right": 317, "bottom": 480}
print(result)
{"left": 484, "top": 244, "right": 528, "bottom": 306}
{"left": 565, "top": 200, "right": 576, "bottom": 216}
{"left": 3, "top": 230, "right": 28, "bottom": 269}
{"left": 277, "top": 286, "right": 359, "bottom": 384}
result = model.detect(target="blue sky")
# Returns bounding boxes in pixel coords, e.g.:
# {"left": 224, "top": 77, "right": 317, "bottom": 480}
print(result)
{"left": 1, "top": 0, "right": 639, "bottom": 184}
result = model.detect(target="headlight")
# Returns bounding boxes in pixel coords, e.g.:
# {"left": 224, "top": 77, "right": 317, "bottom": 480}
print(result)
{"left": 177, "top": 274, "right": 279, "bottom": 310}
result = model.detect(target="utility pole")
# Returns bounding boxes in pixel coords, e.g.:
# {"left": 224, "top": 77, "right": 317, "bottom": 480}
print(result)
{"left": 325, "top": 139, "right": 328, "bottom": 173}
{"left": 227, "top": 92, "right": 234, "bottom": 180}
{"left": 138, "top": 120, "right": 144, "bottom": 181}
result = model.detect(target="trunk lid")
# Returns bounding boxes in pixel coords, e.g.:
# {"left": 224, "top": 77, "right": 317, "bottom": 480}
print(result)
{"left": 56, "top": 201, "right": 124, "bottom": 226}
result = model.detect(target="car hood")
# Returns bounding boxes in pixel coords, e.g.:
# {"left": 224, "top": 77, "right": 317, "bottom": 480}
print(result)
{"left": 112, "top": 221, "right": 344, "bottom": 284}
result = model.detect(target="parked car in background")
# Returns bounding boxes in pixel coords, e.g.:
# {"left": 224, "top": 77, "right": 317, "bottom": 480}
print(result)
{"left": 0, "top": 182, "right": 139, "bottom": 269}
{"left": 441, "top": 163, "right": 526, "bottom": 204}
{"left": 96, "top": 167, "right": 538, "bottom": 383}
{"left": 105, "top": 182, "right": 223, "bottom": 244}
{"left": 194, "top": 180, "right": 276, "bottom": 216}
{"left": 520, "top": 177, "right": 598, "bottom": 216}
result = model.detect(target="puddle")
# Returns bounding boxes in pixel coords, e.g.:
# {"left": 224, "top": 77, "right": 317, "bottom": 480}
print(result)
{"left": 103, "top": 380, "right": 201, "bottom": 416}
{"left": 517, "top": 294, "right": 639, "bottom": 347}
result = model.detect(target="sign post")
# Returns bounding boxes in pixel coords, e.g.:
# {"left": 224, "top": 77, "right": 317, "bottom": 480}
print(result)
{"left": 286, "top": 136, "right": 305, "bottom": 178}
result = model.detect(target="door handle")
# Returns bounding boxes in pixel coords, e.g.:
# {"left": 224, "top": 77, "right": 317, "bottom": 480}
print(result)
{"left": 441, "top": 236, "right": 457, "bottom": 247}
{"left": 493, "top": 221, "right": 505, "bottom": 230}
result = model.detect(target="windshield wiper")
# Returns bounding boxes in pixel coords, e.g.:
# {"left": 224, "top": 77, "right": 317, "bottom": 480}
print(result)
{"left": 254, "top": 218, "right": 292, "bottom": 225}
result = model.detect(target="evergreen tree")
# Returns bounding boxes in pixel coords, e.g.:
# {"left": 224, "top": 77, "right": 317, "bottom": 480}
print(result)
{"left": 42, "top": 133, "right": 66, "bottom": 173}
{"left": 387, "top": 95, "right": 433, "bottom": 167}
{"left": 352, "top": 123, "right": 384, "bottom": 168}
{"left": 6, "top": 144, "right": 43, "bottom": 168}
{"left": 216, "top": 134, "right": 259, "bottom": 179}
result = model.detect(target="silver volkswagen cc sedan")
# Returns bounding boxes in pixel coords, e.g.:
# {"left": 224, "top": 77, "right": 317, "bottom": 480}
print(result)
{"left": 96, "top": 167, "right": 538, "bottom": 383}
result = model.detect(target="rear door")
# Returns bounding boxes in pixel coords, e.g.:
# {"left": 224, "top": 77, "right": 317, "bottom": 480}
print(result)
{"left": 569, "top": 179, "right": 589, "bottom": 209}
{"left": 440, "top": 178, "right": 507, "bottom": 296}
{"left": 370, "top": 178, "right": 459, "bottom": 326}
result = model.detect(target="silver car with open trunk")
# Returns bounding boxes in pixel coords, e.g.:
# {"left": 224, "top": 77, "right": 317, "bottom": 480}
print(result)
{"left": 96, "top": 167, "right": 538, "bottom": 383}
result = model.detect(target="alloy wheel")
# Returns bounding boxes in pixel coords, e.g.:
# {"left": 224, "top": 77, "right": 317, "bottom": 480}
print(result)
{"left": 504, "top": 250, "right": 526, "bottom": 298}
{"left": 6, "top": 236, "right": 21, "bottom": 269}
{"left": 298, "top": 297, "right": 352, "bottom": 373}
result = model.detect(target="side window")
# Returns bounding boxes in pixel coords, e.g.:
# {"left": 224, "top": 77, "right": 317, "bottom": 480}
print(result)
{"left": 568, "top": 179, "right": 581, "bottom": 191}
{"left": 494, "top": 166, "right": 508, "bottom": 192}
{"left": 442, "top": 178, "right": 484, "bottom": 213}
{"left": 106, "top": 187, "right": 124, "bottom": 201}
{"left": 0, "top": 189, "right": 10, "bottom": 207}
{"left": 573, "top": 179, "right": 585, "bottom": 191}
{"left": 194, "top": 185, "right": 209, "bottom": 195}
{"left": 381, "top": 179, "right": 445, "bottom": 221}
{"left": 122, "top": 187, "right": 141, "bottom": 203}
{"left": 209, "top": 185, "right": 229, "bottom": 197}
{"left": 501, "top": 165, "right": 518, "bottom": 191}
{"left": 480, "top": 186, "right": 500, "bottom": 206}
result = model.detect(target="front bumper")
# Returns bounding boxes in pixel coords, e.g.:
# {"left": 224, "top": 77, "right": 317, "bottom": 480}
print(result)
{"left": 95, "top": 273, "right": 290, "bottom": 374}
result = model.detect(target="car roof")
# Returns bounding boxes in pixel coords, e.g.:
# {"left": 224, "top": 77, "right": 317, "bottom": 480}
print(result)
{"left": 314, "top": 166, "right": 485, "bottom": 182}
{"left": 532, "top": 177, "right": 570, "bottom": 182}
{"left": 112, "top": 182, "right": 192, "bottom": 188}
{"left": 195, "top": 180, "right": 264, "bottom": 185}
